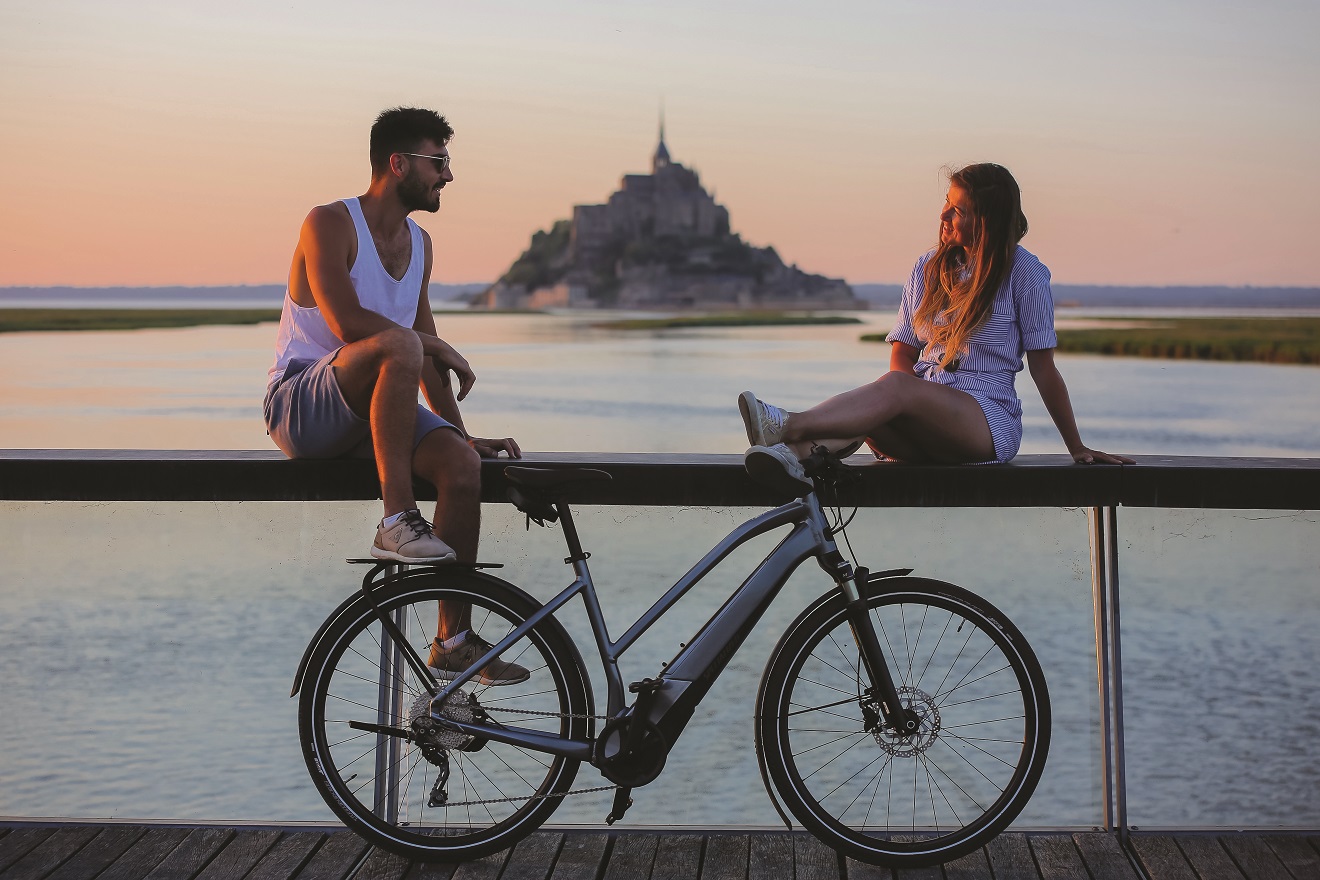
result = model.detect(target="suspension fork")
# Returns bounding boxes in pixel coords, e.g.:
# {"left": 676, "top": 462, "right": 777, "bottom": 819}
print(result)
{"left": 838, "top": 565, "right": 921, "bottom": 736}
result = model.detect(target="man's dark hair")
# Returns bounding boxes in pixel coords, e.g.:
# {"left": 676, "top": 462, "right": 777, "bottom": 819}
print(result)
{"left": 369, "top": 107, "right": 454, "bottom": 175}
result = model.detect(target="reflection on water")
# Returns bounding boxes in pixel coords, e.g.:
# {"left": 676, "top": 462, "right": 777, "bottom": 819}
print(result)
{"left": 1, "top": 311, "right": 1319, "bottom": 455}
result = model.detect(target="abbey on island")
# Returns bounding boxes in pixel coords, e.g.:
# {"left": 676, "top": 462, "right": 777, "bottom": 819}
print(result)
{"left": 473, "top": 124, "right": 864, "bottom": 311}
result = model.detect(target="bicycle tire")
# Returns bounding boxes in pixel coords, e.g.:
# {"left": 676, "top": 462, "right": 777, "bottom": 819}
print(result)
{"left": 299, "top": 569, "right": 592, "bottom": 861}
{"left": 756, "top": 576, "right": 1050, "bottom": 867}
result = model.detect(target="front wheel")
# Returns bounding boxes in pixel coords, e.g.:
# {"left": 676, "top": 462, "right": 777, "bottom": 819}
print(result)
{"left": 298, "top": 569, "right": 592, "bottom": 862}
{"left": 757, "top": 577, "right": 1050, "bottom": 868}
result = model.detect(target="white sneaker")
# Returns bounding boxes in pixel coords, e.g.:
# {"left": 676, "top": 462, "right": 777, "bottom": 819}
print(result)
{"left": 745, "top": 444, "right": 813, "bottom": 498}
{"left": 372, "top": 510, "right": 457, "bottom": 563}
{"left": 738, "top": 391, "right": 788, "bottom": 447}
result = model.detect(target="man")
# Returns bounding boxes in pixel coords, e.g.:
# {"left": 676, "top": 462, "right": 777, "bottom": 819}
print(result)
{"left": 264, "top": 107, "right": 526, "bottom": 685}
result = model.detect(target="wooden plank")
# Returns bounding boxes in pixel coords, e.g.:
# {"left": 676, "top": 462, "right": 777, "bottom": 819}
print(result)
{"left": 701, "top": 835, "right": 749, "bottom": 880}
{"left": 0, "top": 828, "right": 57, "bottom": 873}
{"left": 1027, "top": 835, "right": 1087, "bottom": 880}
{"left": 193, "top": 829, "right": 282, "bottom": 880}
{"left": 353, "top": 847, "right": 413, "bottom": 880}
{"left": 447, "top": 846, "right": 509, "bottom": 880}
{"left": 748, "top": 833, "right": 794, "bottom": 880}
{"left": 500, "top": 832, "right": 563, "bottom": 880}
{"left": 795, "top": 834, "right": 840, "bottom": 880}
{"left": 45, "top": 826, "right": 149, "bottom": 880}
{"left": 404, "top": 856, "right": 459, "bottom": 880}
{"left": 942, "top": 846, "right": 995, "bottom": 880}
{"left": 96, "top": 828, "right": 192, "bottom": 880}
{"left": 1219, "top": 835, "right": 1292, "bottom": 880}
{"left": 1262, "top": 835, "right": 1320, "bottom": 880}
{"left": 650, "top": 835, "right": 703, "bottom": 880}
{"left": 1128, "top": 835, "right": 1199, "bottom": 880}
{"left": 984, "top": 833, "right": 1039, "bottom": 880}
{"left": 891, "top": 858, "right": 943, "bottom": 880}
{"left": 0, "top": 826, "right": 101, "bottom": 880}
{"left": 1071, "top": 834, "right": 1138, "bottom": 880}
{"left": 1174, "top": 836, "right": 1245, "bottom": 880}
{"left": 601, "top": 832, "right": 657, "bottom": 880}
{"left": 551, "top": 832, "right": 609, "bottom": 880}
{"left": 842, "top": 855, "right": 890, "bottom": 880}
{"left": 142, "top": 827, "right": 234, "bottom": 880}
{"left": 292, "top": 831, "right": 370, "bottom": 880}
{"left": 246, "top": 832, "right": 328, "bottom": 880}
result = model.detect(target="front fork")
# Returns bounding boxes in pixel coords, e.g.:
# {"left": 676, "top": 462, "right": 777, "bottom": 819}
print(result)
{"left": 836, "top": 565, "right": 922, "bottom": 737}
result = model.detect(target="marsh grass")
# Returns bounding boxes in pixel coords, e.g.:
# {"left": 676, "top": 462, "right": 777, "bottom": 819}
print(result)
{"left": 0, "top": 308, "right": 282, "bottom": 333}
{"left": 862, "top": 317, "right": 1320, "bottom": 365}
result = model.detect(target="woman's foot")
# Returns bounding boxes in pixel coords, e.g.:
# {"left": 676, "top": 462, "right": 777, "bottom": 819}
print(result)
{"left": 745, "top": 443, "right": 813, "bottom": 498}
{"left": 738, "top": 391, "right": 789, "bottom": 447}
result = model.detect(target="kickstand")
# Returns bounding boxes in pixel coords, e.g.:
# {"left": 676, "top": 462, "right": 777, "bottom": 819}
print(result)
{"left": 605, "top": 786, "right": 633, "bottom": 825}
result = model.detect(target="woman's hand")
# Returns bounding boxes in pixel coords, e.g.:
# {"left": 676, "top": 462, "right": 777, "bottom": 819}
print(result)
{"left": 1069, "top": 446, "right": 1135, "bottom": 466}
{"left": 470, "top": 436, "right": 522, "bottom": 459}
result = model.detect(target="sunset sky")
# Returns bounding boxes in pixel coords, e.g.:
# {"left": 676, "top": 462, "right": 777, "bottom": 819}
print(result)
{"left": 2, "top": 1, "right": 1317, "bottom": 288}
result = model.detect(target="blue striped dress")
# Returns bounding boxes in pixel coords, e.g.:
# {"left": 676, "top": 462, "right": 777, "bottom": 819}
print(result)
{"left": 885, "top": 246, "right": 1058, "bottom": 463}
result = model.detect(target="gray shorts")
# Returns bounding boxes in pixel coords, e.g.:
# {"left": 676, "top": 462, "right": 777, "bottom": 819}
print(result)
{"left": 264, "top": 349, "right": 460, "bottom": 459}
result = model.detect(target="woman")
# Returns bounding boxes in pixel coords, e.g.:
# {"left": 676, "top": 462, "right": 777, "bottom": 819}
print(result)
{"left": 740, "top": 163, "right": 1132, "bottom": 495}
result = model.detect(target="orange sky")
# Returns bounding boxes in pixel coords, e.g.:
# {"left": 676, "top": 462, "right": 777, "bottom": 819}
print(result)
{"left": 1, "top": 2, "right": 1317, "bottom": 287}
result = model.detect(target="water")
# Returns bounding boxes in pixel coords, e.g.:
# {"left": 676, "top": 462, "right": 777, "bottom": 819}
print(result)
{"left": 0, "top": 312, "right": 1317, "bottom": 828}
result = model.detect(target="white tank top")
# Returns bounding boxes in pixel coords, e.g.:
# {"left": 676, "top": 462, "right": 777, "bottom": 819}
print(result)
{"left": 268, "top": 197, "right": 425, "bottom": 387}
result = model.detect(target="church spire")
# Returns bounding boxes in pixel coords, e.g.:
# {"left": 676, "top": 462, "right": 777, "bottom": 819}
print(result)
{"left": 653, "top": 105, "right": 670, "bottom": 172}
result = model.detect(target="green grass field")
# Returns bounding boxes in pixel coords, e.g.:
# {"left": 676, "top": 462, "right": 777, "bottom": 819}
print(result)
{"left": 0, "top": 307, "right": 543, "bottom": 334}
{"left": 597, "top": 313, "right": 864, "bottom": 330}
{"left": 861, "top": 317, "right": 1320, "bottom": 365}
{"left": 0, "top": 308, "right": 282, "bottom": 334}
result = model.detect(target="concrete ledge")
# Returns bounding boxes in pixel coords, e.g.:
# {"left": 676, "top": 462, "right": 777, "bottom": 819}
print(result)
{"left": 2, "top": 450, "right": 1317, "bottom": 509}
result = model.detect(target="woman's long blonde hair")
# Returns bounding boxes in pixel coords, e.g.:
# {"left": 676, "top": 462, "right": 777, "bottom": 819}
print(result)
{"left": 914, "top": 164, "right": 1029, "bottom": 369}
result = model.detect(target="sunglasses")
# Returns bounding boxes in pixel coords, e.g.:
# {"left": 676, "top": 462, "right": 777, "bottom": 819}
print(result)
{"left": 398, "top": 152, "right": 451, "bottom": 173}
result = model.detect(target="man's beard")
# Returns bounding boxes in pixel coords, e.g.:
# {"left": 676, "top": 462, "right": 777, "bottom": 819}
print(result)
{"left": 399, "top": 170, "right": 442, "bottom": 213}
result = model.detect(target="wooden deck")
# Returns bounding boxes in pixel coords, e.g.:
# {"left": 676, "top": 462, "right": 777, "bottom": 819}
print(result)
{"left": 2, "top": 824, "right": 1318, "bottom": 880}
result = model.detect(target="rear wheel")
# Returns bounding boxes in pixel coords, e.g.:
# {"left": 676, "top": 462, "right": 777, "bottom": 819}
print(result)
{"left": 757, "top": 577, "right": 1050, "bottom": 867}
{"left": 299, "top": 570, "right": 592, "bottom": 861}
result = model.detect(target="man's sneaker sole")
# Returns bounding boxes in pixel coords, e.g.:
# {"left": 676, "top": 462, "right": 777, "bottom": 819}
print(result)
{"left": 370, "top": 547, "right": 457, "bottom": 564}
{"left": 745, "top": 446, "right": 814, "bottom": 498}
{"left": 427, "top": 665, "right": 530, "bottom": 687}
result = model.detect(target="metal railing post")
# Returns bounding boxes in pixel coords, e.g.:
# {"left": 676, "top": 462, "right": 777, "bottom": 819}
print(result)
{"left": 1088, "top": 507, "right": 1116, "bottom": 831}
{"left": 1104, "top": 505, "right": 1130, "bottom": 841}
{"left": 1089, "top": 506, "right": 1130, "bottom": 839}
{"left": 374, "top": 565, "right": 406, "bottom": 823}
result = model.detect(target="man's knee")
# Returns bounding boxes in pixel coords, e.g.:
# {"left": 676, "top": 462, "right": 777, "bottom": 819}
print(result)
{"left": 341, "top": 326, "right": 423, "bottom": 373}
{"left": 416, "top": 430, "right": 482, "bottom": 494}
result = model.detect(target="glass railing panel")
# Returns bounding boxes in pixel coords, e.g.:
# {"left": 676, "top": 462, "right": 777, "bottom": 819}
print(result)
{"left": 1118, "top": 507, "right": 1320, "bottom": 828}
{"left": 0, "top": 501, "right": 1099, "bottom": 828}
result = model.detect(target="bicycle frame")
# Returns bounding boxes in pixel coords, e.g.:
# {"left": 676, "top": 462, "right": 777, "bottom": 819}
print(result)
{"left": 418, "top": 490, "right": 877, "bottom": 760}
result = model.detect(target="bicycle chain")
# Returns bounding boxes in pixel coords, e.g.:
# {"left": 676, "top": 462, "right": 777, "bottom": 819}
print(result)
{"left": 414, "top": 782, "right": 621, "bottom": 809}
{"left": 413, "top": 704, "right": 615, "bottom": 808}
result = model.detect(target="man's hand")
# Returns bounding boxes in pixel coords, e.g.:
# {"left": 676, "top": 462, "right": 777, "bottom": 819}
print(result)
{"left": 430, "top": 346, "right": 476, "bottom": 401}
{"left": 470, "top": 437, "right": 522, "bottom": 459}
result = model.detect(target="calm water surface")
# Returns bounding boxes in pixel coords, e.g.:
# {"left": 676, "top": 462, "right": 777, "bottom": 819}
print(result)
{"left": 0, "top": 313, "right": 1316, "bottom": 827}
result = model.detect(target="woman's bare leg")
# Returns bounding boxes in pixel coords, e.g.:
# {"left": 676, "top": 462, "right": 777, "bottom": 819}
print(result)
{"left": 782, "top": 372, "right": 995, "bottom": 463}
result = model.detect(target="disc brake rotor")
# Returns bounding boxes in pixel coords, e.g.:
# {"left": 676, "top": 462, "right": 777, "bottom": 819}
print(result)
{"left": 871, "top": 686, "right": 941, "bottom": 757}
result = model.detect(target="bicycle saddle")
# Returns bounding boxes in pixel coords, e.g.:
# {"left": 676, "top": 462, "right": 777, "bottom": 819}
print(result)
{"left": 504, "top": 466, "right": 613, "bottom": 490}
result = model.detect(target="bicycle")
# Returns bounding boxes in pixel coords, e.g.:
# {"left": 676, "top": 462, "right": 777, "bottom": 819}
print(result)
{"left": 291, "top": 449, "right": 1051, "bottom": 868}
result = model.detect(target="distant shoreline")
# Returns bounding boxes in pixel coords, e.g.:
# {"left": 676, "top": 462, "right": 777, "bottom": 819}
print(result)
{"left": 861, "top": 316, "right": 1320, "bottom": 366}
